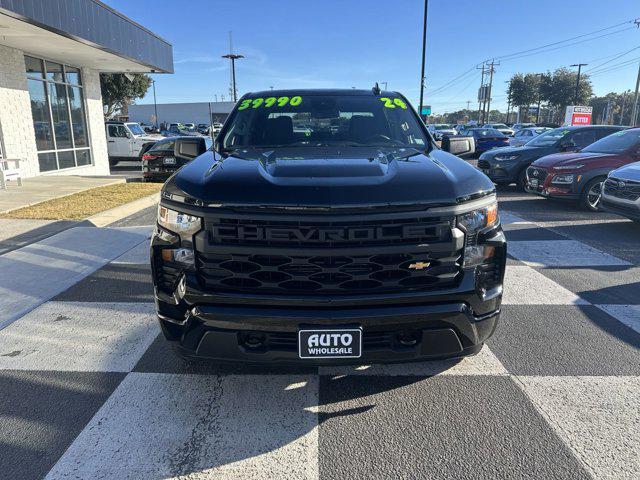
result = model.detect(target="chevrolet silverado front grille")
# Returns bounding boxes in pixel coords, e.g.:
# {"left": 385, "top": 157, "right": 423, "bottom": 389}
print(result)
{"left": 194, "top": 210, "right": 462, "bottom": 295}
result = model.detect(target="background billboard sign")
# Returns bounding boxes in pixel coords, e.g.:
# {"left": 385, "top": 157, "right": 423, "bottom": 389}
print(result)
{"left": 564, "top": 106, "right": 592, "bottom": 126}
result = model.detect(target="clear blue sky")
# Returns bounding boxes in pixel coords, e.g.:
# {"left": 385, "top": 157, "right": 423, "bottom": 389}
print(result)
{"left": 105, "top": 0, "right": 640, "bottom": 114}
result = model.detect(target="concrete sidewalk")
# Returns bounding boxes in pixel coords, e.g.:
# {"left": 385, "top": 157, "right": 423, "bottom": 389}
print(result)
{"left": 0, "top": 176, "right": 125, "bottom": 213}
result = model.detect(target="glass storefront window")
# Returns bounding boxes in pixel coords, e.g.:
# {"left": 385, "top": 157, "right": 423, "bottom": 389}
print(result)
{"left": 25, "top": 56, "right": 92, "bottom": 172}
{"left": 28, "top": 79, "right": 54, "bottom": 151}
{"left": 65, "top": 66, "right": 81, "bottom": 85}
{"left": 69, "top": 86, "right": 88, "bottom": 147}
{"left": 25, "top": 56, "right": 43, "bottom": 79}
{"left": 48, "top": 82, "right": 72, "bottom": 149}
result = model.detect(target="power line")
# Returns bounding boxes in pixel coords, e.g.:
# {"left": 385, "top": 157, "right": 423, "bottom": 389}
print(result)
{"left": 585, "top": 45, "right": 640, "bottom": 73}
{"left": 589, "top": 56, "right": 640, "bottom": 77}
{"left": 497, "top": 26, "right": 634, "bottom": 64}
{"left": 425, "top": 18, "right": 637, "bottom": 99}
{"left": 491, "top": 20, "right": 635, "bottom": 62}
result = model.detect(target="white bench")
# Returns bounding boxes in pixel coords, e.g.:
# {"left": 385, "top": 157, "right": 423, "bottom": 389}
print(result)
{"left": 0, "top": 159, "right": 23, "bottom": 189}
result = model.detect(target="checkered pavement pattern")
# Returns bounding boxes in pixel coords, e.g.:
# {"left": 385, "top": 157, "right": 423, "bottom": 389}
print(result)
{"left": 0, "top": 215, "right": 638, "bottom": 480}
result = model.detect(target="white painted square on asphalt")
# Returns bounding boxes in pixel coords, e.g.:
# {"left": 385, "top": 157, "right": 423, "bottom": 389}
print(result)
{"left": 45, "top": 373, "right": 319, "bottom": 480}
{"left": 517, "top": 376, "right": 640, "bottom": 480}
{"left": 502, "top": 266, "right": 588, "bottom": 305}
{"left": 596, "top": 305, "right": 640, "bottom": 335}
{"left": 499, "top": 212, "right": 530, "bottom": 225}
{"left": 0, "top": 226, "right": 150, "bottom": 330}
{"left": 111, "top": 238, "right": 151, "bottom": 265}
{"left": 0, "top": 302, "right": 158, "bottom": 372}
{"left": 508, "top": 240, "right": 630, "bottom": 267}
{"left": 319, "top": 344, "right": 508, "bottom": 376}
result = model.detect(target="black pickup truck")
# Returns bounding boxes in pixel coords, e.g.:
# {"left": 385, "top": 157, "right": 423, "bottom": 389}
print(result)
{"left": 150, "top": 88, "right": 507, "bottom": 364}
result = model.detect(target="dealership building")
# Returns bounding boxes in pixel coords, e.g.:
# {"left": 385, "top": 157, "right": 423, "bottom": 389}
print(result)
{"left": 0, "top": 0, "right": 173, "bottom": 178}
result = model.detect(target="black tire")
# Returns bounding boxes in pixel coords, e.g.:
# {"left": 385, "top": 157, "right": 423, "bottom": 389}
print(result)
{"left": 580, "top": 177, "right": 605, "bottom": 211}
{"left": 108, "top": 157, "right": 119, "bottom": 166}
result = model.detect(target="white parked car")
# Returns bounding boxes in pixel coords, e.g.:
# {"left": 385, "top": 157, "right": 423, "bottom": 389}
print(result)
{"left": 428, "top": 124, "right": 457, "bottom": 140}
{"left": 482, "top": 123, "right": 514, "bottom": 137}
{"left": 511, "top": 123, "right": 536, "bottom": 132}
{"left": 105, "top": 121, "right": 163, "bottom": 166}
{"left": 509, "top": 127, "right": 552, "bottom": 147}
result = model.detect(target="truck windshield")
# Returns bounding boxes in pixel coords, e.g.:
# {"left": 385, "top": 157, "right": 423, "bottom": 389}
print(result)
{"left": 126, "top": 123, "right": 145, "bottom": 136}
{"left": 221, "top": 93, "right": 430, "bottom": 151}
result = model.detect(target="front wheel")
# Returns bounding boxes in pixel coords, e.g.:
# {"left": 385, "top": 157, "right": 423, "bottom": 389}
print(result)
{"left": 581, "top": 177, "right": 604, "bottom": 211}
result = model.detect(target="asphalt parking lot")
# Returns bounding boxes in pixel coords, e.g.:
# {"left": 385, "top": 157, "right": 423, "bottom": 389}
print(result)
{"left": 1, "top": 186, "right": 639, "bottom": 479}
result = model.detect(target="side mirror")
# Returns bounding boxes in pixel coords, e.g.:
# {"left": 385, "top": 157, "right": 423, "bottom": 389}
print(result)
{"left": 175, "top": 138, "right": 205, "bottom": 160}
{"left": 442, "top": 135, "right": 475, "bottom": 159}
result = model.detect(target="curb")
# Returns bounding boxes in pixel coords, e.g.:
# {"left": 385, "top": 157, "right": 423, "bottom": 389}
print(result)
{"left": 87, "top": 192, "right": 160, "bottom": 227}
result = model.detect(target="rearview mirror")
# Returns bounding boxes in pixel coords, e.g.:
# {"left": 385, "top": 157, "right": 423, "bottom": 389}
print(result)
{"left": 560, "top": 140, "right": 577, "bottom": 151}
{"left": 442, "top": 135, "right": 475, "bottom": 159}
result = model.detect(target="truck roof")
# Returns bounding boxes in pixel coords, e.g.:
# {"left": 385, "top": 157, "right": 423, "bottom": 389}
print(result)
{"left": 245, "top": 88, "right": 397, "bottom": 97}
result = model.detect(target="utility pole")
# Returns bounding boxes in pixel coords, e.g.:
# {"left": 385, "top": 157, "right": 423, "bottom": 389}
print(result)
{"left": 570, "top": 63, "right": 588, "bottom": 105}
{"left": 630, "top": 20, "right": 640, "bottom": 126}
{"left": 535, "top": 73, "right": 543, "bottom": 124}
{"left": 477, "top": 63, "right": 485, "bottom": 123}
{"left": 466, "top": 100, "right": 471, "bottom": 110}
{"left": 418, "top": 0, "right": 429, "bottom": 118}
{"left": 382, "top": 81, "right": 388, "bottom": 90}
{"left": 485, "top": 59, "right": 498, "bottom": 123}
{"left": 632, "top": 64, "right": 640, "bottom": 126}
{"left": 504, "top": 80, "right": 511, "bottom": 124}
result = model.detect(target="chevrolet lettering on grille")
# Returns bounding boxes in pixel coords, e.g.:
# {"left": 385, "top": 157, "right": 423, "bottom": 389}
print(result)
{"left": 210, "top": 225, "right": 437, "bottom": 243}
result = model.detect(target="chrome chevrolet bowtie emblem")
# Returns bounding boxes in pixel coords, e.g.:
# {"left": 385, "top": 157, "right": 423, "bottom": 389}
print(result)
{"left": 408, "top": 262, "right": 431, "bottom": 270}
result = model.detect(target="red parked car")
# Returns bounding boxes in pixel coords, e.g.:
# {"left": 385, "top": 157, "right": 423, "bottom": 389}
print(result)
{"left": 525, "top": 128, "right": 638, "bottom": 211}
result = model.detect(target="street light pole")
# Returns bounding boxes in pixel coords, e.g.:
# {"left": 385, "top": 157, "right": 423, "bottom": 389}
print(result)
{"left": 570, "top": 63, "right": 588, "bottom": 105}
{"left": 222, "top": 54, "right": 244, "bottom": 102}
{"left": 418, "top": 0, "right": 429, "bottom": 119}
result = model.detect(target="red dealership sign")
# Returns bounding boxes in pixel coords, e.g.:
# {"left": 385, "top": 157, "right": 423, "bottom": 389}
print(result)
{"left": 564, "top": 106, "right": 592, "bottom": 126}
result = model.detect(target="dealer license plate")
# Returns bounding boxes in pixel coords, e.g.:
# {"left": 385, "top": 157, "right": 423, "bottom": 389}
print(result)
{"left": 298, "top": 328, "right": 362, "bottom": 359}
{"left": 163, "top": 157, "right": 176, "bottom": 165}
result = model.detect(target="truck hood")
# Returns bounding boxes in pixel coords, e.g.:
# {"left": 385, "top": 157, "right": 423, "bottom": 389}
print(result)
{"left": 167, "top": 147, "right": 495, "bottom": 208}
{"left": 532, "top": 151, "right": 614, "bottom": 168}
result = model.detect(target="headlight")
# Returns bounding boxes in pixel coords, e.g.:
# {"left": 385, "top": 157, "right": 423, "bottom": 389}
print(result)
{"left": 554, "top": 164, "right": 584, "bottom": 170}
{"left": 157, "top": 206, "right": 202, "bottom": 238}
{"left": 494, "top": 154, "right": 519, "bottom": 161}
{"left": 551, "top": 174, "right": 574, "bottom": 184}
{"left": 457, "top": 202, "right": 499, "bottom": 232}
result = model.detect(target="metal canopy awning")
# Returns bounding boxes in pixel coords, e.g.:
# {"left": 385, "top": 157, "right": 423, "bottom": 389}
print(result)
{"left": 0, "top": 0, "right": 173, "bottom": 73}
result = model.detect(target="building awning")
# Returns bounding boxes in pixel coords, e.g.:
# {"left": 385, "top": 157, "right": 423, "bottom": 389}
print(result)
{"left": 0, "top": 0, "right": 173, "bottom": 73}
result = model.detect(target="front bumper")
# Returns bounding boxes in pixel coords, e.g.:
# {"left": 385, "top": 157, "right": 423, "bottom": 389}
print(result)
{"left": 601, "top": 195, "right": 640, "bottom": 221}
{"left": 167, "top": 303, "right": 499, "bottom": 365}
{"left": 525, "top": 167, "right": 582, "bottom": 200}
